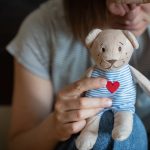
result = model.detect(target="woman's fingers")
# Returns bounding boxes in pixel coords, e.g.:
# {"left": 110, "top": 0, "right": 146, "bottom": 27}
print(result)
{"left": 55, "top": 119, "right": 86, "bottom": 141}
{"left": 64, "top": 120, "right": 86, "bottom": 134}
{"left": 56, "top": 108, "right": 102, "bottom": 123}
{"left": 59, "top": 120, "right": 86, "bottom": 141}
{"left": 55, "top": 97, "right": 112, "bottom": 123}
{"left": 55, "top": 97, "right": 112, "bottom": 112}
{"left": 58, "top": 77, "right": 107, "bottom": 99}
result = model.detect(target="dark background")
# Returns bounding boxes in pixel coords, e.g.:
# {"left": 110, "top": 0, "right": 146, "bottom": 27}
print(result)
{"left": 0, "top": 0, "right": 46, "bottom": 105}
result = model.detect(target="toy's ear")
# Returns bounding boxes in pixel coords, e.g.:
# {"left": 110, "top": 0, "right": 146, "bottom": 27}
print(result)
{"left": 122, "top": 30, "right": 139, "bottom": 49}
{"left": 85, "top": 29, "right": 102, "bottom": 48}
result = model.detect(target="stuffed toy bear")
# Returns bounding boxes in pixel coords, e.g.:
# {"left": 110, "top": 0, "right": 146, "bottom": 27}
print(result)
{"left": 75, "top": 29, "right": 150, "bottom": 150}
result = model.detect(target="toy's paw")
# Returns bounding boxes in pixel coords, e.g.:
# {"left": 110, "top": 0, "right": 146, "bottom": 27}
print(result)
{"left": 75, "top": 131, "right": 98, "bottom": 150}
{"left": 112, "top": 126, "right": 132, "bottom": 141}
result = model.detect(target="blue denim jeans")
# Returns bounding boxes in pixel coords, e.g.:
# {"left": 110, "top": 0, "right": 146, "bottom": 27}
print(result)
{"left": 55, "top": 110, "right": 148, "bottom": 150}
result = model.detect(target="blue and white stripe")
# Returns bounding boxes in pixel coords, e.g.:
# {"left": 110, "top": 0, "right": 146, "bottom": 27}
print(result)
{"left": 86, "top": 65, "right": 136, "bottom": 115}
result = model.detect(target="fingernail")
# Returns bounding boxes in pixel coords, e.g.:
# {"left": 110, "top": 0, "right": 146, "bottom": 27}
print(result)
{"left": 100, "top": 79, "right": 107, "bottom": 87}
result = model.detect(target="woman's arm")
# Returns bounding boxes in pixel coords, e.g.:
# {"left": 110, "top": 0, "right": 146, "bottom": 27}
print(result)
{"left": 9, "top": 61, "right": 58, "bottom": 150}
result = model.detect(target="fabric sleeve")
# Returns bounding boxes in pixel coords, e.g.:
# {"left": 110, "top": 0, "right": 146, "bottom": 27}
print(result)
{"left": 6, "top": 8, "right": 52, "bottom": 80}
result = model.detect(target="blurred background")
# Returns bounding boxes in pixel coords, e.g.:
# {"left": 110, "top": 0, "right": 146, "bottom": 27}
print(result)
{"left": 0, "top": 0, "right": 46, "bottom": 149}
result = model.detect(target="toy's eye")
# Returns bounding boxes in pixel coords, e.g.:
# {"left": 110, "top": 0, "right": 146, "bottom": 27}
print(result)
{"left": 102, "top": 48, "right": 105, "bottom": 52}
{"left": 118, "top": 47, "right": 122, "bottom": 52}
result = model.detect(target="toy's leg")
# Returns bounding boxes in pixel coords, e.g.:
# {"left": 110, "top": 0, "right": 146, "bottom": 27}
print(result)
{"left": 75, "top": 115, "right": 101, "bottom": 150}
{"left": 112, "top": 111, "right": 133, "bottom": 141}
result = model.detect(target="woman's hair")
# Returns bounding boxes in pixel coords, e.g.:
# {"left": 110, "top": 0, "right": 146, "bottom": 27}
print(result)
{"left": 63, "top": 0, "right": 106, "bottom": 42}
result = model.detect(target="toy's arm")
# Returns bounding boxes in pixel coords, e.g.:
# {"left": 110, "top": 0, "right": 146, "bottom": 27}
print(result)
{"left": 81, "top": 66, "right": 95, "bottom": 79}
{"left": 129, "top": 65, "right": 150, "bottom": 96}
{"left": 85, "top": 66, "right": 95, "bottom": 77}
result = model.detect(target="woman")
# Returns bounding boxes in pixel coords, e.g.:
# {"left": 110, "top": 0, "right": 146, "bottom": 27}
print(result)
{"left": 7, "top": 0, "right": 150, "bottom": 149}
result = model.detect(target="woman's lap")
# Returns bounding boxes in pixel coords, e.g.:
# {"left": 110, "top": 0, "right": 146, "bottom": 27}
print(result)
{"left": 55, "top": 111, "right": 148, "bottom": 150}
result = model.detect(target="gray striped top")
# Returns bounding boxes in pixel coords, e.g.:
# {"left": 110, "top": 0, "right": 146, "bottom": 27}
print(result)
{"left": 6, "top": 0, "right": 150, "bottom": 131}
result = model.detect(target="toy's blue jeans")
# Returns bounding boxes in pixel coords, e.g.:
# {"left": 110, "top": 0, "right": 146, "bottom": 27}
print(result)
{"left": 55, "top": 111, "right": 148, "bottom": 150}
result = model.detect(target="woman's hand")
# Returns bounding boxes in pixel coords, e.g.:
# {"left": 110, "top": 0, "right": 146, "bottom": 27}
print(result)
{"left": 52, "top": 77, "right": 112, "bottom": 141}
{"left": 106, "top": 0, "right": 150, "bottom": 36}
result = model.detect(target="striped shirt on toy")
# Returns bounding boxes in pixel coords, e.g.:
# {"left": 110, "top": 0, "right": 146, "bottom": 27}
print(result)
{"left": 86, "top": 65, "right": 136, "bottom": 115}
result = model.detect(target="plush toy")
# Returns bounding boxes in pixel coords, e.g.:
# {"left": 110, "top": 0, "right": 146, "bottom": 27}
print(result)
{"left": 75, "top": 29, "right": 150, "bottom": 150}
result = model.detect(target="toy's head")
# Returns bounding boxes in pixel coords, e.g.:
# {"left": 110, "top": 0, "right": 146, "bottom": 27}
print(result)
{"left": 85, "top": 29, "right": 139, "bottom": 71}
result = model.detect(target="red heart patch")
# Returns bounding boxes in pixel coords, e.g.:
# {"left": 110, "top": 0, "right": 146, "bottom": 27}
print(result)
{"left": 106, "top": 81, "right": 120, "bottom": 93}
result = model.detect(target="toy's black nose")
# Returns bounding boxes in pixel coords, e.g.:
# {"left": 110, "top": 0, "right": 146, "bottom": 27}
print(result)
{"left": 108, "top": 60, "right": 116, "bottom": 64}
